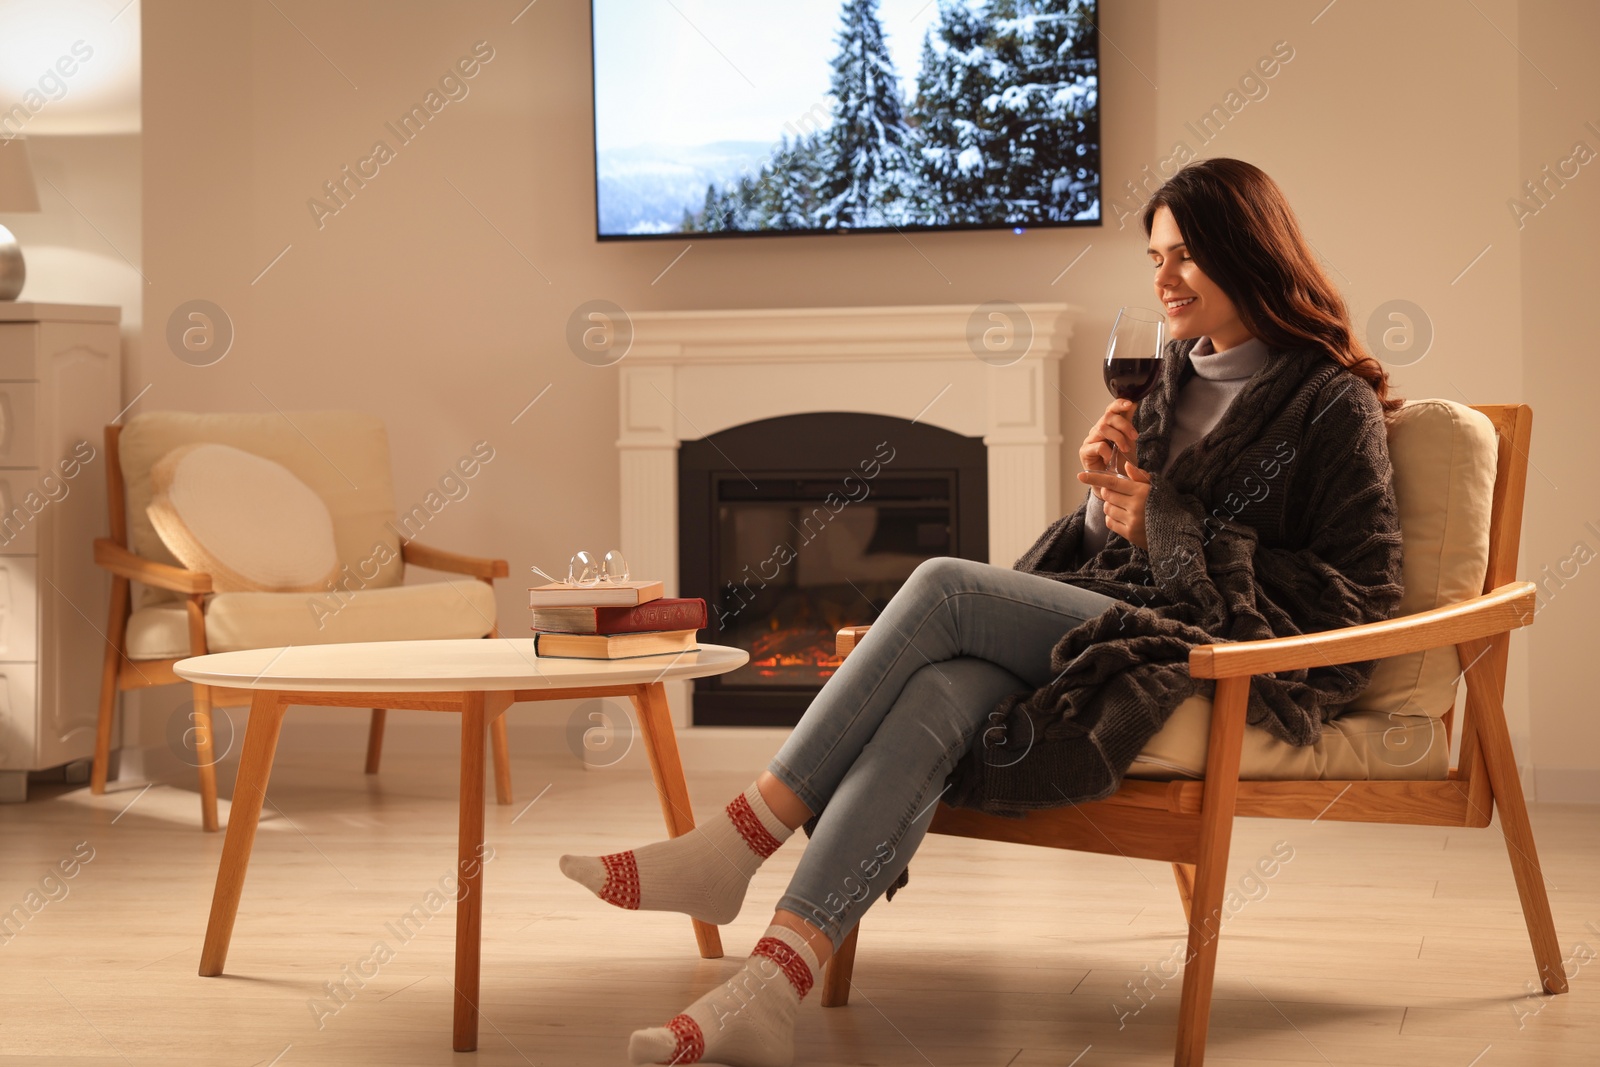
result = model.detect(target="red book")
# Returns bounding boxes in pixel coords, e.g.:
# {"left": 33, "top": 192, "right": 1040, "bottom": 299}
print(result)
{"left": 530, "top": 597, "right": 708, "bottom": 635}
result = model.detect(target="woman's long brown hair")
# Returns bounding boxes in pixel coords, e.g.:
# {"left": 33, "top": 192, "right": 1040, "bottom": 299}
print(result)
{"left": 1141, "top": 158, "right": 1401, "bottom": 413}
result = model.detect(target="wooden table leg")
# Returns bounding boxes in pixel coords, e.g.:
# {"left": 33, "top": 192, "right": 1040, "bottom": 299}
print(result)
{"left": 365, "top": 708, "right": 386, "bottom": 774}
{"left": 200, "top": 690, "right": 287, "bottom": 976}
{"left": 487, "top": 691, "right": 514, "bottom": 806}
{"left": 631, "top": 682, "right": 724, "bottom": 959}
{"left": 453, "top": 691, "right": 487, "bottom": 1052}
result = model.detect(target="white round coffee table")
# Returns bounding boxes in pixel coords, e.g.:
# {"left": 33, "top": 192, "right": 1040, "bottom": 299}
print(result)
{"left": 176, "top": 638, "right": 748, "bottom": 1052}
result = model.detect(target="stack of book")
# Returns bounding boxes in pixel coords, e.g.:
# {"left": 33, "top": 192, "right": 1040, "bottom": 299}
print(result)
{"left": 528, "top": 579, "right": 709, "bottom": 659}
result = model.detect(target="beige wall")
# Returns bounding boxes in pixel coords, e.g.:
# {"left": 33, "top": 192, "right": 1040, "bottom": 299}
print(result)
{"left": 125, "top": 0, "right": 1596, "bottom": 796}
{"left": 1517, "top": 0, "right": 1600, "bottom": 800}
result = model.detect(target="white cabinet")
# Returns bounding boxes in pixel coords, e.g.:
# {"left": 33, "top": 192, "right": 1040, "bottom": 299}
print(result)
{"left": 0, "top": 303, "right": 120, "bottom": 801}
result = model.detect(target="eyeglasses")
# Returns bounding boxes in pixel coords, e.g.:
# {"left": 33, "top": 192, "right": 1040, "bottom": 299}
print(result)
{"left": 530, "top": 549, "right": 630, "bottom": 587}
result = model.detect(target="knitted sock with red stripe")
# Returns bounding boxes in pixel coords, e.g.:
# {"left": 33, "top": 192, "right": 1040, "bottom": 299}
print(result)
{"left": 628, "top": 923, "right": 819, "bottom": 1066}
{"left": 559, "top": 782, "right": 794, "bottom": 926}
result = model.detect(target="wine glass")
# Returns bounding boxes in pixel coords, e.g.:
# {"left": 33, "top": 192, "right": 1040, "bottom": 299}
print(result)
{"left": 1101, "top": 306, "right": 1167, "bottom": 476}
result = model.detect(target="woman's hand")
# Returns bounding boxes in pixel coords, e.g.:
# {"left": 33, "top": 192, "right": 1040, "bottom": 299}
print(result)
{"left": 1079, "top": 397, "right": 1139, "bottom": 474}
{"left": 1078, "top": 463, "right": 1152, "bottom": 550}
{"left": 1078, "top": 397, "right": 1150, "bottom": 546}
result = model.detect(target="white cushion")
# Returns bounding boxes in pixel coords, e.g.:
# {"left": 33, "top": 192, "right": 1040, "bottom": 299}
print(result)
{"left": 119, "top": 412, "right": 404, "bottom": 608}
{"left": 147, "top": 443, "right": 339, "bottom": 593}
{"left": 1348, "top": 399, "right": 1497, "bottom": 717}
{"left": 1127, "top": 693, "right": 1449, "bottom": 782}
{"left": 124, "top": 578, "right": 498, "bottom": 658}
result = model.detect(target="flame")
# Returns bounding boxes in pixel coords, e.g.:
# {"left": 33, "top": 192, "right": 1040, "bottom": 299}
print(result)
{"left": 744, "top": 627, "right": 844, "bottom": 680}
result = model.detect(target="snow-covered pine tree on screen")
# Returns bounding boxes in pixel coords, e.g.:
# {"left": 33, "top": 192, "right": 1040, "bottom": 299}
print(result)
{"left": 914, "top": 0, "right": 1002, "bottom": 224}
{"left": 982, "top": 0, "right": 1101, "bottom": 223}
{"left": 817, "top": 0, "right": 919, "bottom": 228}
{"left": 589, "top": 0, "right": 1101, "bottom": 238}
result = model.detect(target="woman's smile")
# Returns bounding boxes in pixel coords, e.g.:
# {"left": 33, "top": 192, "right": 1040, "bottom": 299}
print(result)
{"left": 1148, "top": 205, "right": 1251, "bottom": 349}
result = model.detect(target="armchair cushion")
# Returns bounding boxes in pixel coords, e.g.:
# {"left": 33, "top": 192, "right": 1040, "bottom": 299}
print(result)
{"left": 119, "top": 412, "right": 404, "bottom": 608}
{"left": 147, "top": 443, "right": 339, "bottom": 592}
{"left": 1348, "top": 399, "right": 1498, "bottom": 718}
{"left": 1127, "top": 693, "right": 1448, "bottom": 781}
{"left": 123, "top": 577, "right": 497, "bottom": 658}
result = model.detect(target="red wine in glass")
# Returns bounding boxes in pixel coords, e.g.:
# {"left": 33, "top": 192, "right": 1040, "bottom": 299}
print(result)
{"left": 1102, "top": 306, "right": 1167, "bottom": 475}
{"left": 1104, "top": 357, "right": 1161, "bottom": 401}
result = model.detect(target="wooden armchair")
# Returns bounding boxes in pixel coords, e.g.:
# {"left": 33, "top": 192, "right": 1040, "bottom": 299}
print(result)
{"left": 821, "top": 404, "right": 1563, "bottom": 1066}
{"left": 90, "top": 413, "right": 512, "bottom": 832}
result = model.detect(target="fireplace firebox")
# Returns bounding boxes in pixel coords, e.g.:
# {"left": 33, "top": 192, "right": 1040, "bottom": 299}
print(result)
{"left": 679, "top": 412, "right": 987, "bottom": 726}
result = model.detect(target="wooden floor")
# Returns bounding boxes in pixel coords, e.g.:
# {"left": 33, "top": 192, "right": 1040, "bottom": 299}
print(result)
{"left": 2, "top": 745, "right": 1597, "bottom": 1066}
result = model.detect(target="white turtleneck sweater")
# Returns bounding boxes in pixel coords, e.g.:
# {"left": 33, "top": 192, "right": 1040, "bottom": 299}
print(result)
{"left": 1082, "top": 334, "right": 1270, "bottom": 556}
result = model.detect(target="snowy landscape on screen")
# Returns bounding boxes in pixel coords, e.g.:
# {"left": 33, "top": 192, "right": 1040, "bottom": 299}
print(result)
{"left": 592, "top": 0, "right": 1100, "bottom": 236}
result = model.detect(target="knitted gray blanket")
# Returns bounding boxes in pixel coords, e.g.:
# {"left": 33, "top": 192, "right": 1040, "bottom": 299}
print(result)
{"left": 943, "top": 339, "right": 1405, "bottom": 815}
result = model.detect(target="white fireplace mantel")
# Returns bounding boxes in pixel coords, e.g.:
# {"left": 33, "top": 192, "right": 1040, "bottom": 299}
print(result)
{"left": 615, "top": 302, "right": 1079, "bottom": 727}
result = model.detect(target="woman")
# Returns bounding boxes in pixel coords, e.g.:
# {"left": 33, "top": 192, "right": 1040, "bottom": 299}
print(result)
{"left": 560, "top": 158, "right": 1406, "bottom": 1066}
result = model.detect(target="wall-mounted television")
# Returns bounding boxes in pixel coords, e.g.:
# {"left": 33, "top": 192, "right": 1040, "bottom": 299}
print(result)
{"left": 590, "top": 0, "right": 1101, "bottom": 240}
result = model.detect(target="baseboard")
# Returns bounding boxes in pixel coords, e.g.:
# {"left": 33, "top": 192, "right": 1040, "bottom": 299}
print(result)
{"left": 115, "top": 702, "right": 788, "bottom": 793}
{"left": 113, "top": 716, "right": 1600, "bottom": 812}
{"left": 117, "top": 700, "right": 1597, "bottom": 805}
{"left": 581, "top": 724, "right": 789, "bottom": 776}
{"left": 1534, "top": 767, "right": 1600, "bottom": 804}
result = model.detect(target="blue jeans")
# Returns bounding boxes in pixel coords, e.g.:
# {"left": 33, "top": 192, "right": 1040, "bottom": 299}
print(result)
{"left": 766, "top": 556, "right": 1120, "bottom": 948}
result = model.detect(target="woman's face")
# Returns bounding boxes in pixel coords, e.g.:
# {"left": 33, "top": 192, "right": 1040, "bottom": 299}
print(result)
{"left": 1148, "top": 205, "right": 1251, "bottom": 350}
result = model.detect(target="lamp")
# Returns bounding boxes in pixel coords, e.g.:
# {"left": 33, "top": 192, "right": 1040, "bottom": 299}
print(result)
{"left": 0, "top": 138, "right": 42, "bottom": 301}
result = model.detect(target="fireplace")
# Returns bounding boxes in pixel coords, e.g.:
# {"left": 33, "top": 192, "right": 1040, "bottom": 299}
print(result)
{"left": 679, "top": 412, "right": 987, "bottom": 726}
{"left": 616, "top": 303, "right": 1076, "bottom": 730}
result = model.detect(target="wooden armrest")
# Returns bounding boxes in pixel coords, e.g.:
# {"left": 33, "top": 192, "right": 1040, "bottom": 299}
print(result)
{"left": 401, "top": 540, "right": 509, "bottom": 580}
{"left": 837, "top": 624, "right": 873, "bottom": 656}
{"left": 841, "top": 582, "right": 1536, "bottom": 679}
{"left": 93, "top": 538, "right": 213, "bottom": 594}
{"left": 1189, "top": 581, "right": 1536, "bottom": 680}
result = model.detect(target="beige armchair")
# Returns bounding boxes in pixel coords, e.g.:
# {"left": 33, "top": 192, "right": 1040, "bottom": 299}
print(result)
{"left": 90, "top": 411, "right": 512, "bottom": 831}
